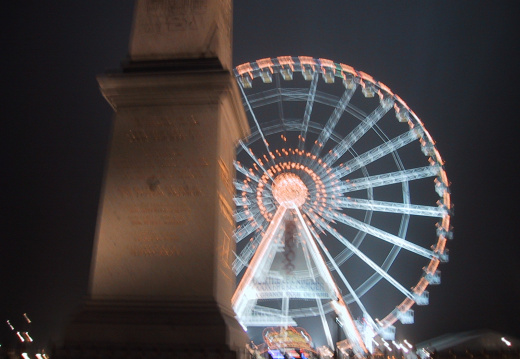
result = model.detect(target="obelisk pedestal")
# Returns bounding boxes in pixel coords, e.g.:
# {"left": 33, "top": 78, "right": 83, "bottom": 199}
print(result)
{"left": 57, "top": 1, "right": 250, "bottom": 357}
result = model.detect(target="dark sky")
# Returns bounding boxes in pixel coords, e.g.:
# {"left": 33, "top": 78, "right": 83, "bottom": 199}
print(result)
{"left": 2, "top": 0, "right": 519, "bottom": 350}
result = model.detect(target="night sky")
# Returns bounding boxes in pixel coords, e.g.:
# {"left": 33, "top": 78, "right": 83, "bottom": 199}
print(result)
{"left": 2, "top": 0, "right": 519, "bottom": 350}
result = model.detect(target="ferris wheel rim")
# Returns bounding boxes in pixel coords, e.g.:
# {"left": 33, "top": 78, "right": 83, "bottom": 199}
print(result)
{"left": 232, "top": 56, "right": 452, "bottom": 332}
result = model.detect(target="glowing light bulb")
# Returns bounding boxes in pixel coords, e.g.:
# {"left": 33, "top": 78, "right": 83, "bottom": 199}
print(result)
{"left": 272, "top": 173, "right": 308, "bottom": 209}
{"left": 501, "top": 337, "right": 512, "bottom": 346}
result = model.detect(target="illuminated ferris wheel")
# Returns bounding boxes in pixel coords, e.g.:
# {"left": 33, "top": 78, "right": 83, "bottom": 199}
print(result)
{"left": 230, "top": 56, "right": 452, "bottom": 355}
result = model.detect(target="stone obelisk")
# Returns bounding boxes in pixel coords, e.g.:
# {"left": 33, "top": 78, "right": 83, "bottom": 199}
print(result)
{"left": 59, "top": 1, "right": 250, "bottom": 356}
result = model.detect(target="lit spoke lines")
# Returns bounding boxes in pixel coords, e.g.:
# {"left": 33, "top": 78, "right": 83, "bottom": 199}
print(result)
{"left": 304, "top": 209, "right": 418, "bottom": 302}
{"left": 316, "top": 298, "right": 334, "bottom": 348}
{"left": 275, "top": 74, "right": 287, "bottom": 130}
{"left": 299, "top": 72, "right": 319, "bottom": 150}
{"left": 321, "top": 210, "right": 435, "bottom": 260}
{"left": 232, "top": 247, "right": 253, "bottom": 274}
{"left": 233, "top": 218, "right": 266, "bottom": 243}
{"left": 234, "top": 188, "right": 265, "bottom": 207}
{"left": 238, "top": 140, "right": 274, "bottom": 182}
{"left": 232, "top": 206, "right": 287, "bottom": 314}
{"left": 238, "top": 80, "right": 273, "bottom": 163}
{"left": 295, "top": 208, "right": 367, "bottom": 353}
{"left": 234, "top": 207, "right": 260, "bottom": 222}
{"left": 323, "top": 104, "right": 391, "bottom": 166}
{"left": 242, "top": 88, "right": 345, "bottom": 110}
{"left": 335, "top": 197, "right": 447, "bottom": 217}
{"left": 244, "top": 88, "right": 309, "bottom": 109}
{"left": 233, "top": 233, "right": 263, "bottom": 274}
{"left": 234, "top": 196, "right": 251, "bottom": 207}
{"left": 300, "top": 235, "right": 316, "bottom": 280}
{"left": 338, "top": 165, "right": 440, "bottom": 193}
{"left": 311, "top": 86, "right": 356, "bottom": 156}
{"left": 234, "top": 161, "right": 261, "bottom": 182}
{"left": 242, "top": 88, "right": 280, "bottom": 108}
{"left": 233, "top": 180, "right": 253, "bottom": 193}
{"left": 333, "top": 129, "right": 421, "bottom": 179}
{"left": 295, "top": 208, "right": 341, "bottom": 300}
{"left": 298, "top": 209, "right": 379, "bottom": 331}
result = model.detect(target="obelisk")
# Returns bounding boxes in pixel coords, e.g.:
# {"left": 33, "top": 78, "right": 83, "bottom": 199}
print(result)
{"left": 59, "top": 1, "right": 250, "bottom": 356}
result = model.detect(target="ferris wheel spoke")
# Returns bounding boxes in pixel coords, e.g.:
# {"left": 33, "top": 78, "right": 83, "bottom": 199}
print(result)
{"left": 332, "top": 214, "right": 399, "bottom": 302}
{"left": 311, "top": 86, "right": 357, "bottom": 156}
{"left": 233, "top": 179, "right": 253, "bottom": 193}
{"left": 299, "top": 211, "right": 378, "bottom": 330}
{"left": 233, "top": 206, "right": 287, "bottom": 307}
{"left": 303, "top": 209, "right": 418, "bottom": 302}
{"left": 295, "top": 208, "right": 343, "bottom": 301}
{"left": 275, "top": 73, "right": 287, "bottom": 130}
{"left": 245, "top": 88, "right": 309, "bottom": 110}
{"left": 238, "top": 140, "right": 274, "bottom": 182}
{"left": 234, "top": 161, "right": 261, "bottom": 182}
{"left": 334, "top": 129, "right": 421, "bottom": 179}
{"left": 238, "top": 80, "right": 274, "bottom": 162}
{"left": 233, "top": 190, "right": 259, "bottom": 205}
{"left": 233, "top": 206, "right": 261, "bottom": 222}
{"left": 330, "top": 217, "right": 371, "bottom": 268}
{"left": 338, "top": 165, "right": 440, "bottom": 193}
{"left": 233, "top": 232, "right": 264, "bottom": 274}
{"left": 322, "top": 104, "right": 392, "bottom": 166}
{"left": 322, "top": 210, "right": 435, "bottom": 259}
{"left": 232, "top": 249, "right": 252, "bottom": 275}
{"left": 335, "top": 197, "right": 448, "bottom": 218}
{"left": 296, "top": 207, "right": 367, "bottom": 349}
{"left": 242, "top": 88, "right": 280, "bottom": 109}
{"left": 234, "top": 195, "right": 252, "bottom": 207}
{"left": 299, "top": 72, "right": 319, "bottom": 150}
{"left": 233, "top": 217, "right": 267, "bottom": 243}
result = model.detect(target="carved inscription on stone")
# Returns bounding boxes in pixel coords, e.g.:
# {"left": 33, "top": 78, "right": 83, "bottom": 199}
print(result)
{"left": 121, "top": 168, "right": 205, "bottom": 181}
{"left": 129, "top": 245, "right": 182, "bottom": 257}
{"left": 134, "top": 232, "right": 181, "bottom": 242}
{"left": 131, "top": 114, "right": 200, "bottom": 128}
{"left": 113, "top": 157, "right": 209, "bottom": 170}
{"left": 117, "top": 183, "right": 203, "bottom": 199}
{"left": 143, "top": 0, "right": 207, "bottom": 33}
{"left": 128, "top": 214, "right": 187, "bottom": 225}
{"left": 127, "top": 115, "right": 201, "bottom": 143}
{"left": 129, "top": 229, "right": 185, "bottom": 257}
{"left": 126, "top": 128, "right": 203, "bottom": 143}
{"left": 111, "top": 112, "right": 209, "bottom": 257}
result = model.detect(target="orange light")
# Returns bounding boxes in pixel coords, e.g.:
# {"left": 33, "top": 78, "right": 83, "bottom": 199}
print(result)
{"left": 340, "top": 63, "right": 356, "bottom": 75}
{"left": 299, "top": 56, "right": 316, "bottom": 69}
{"left": 277, "top": 56, "right": 295, "bottom": 71}
{"left": 256, "top": 58, "right": 275, "bottom": 73}
{"left": 236, "top": 63, "right": 254, "bottom": 78}
{"left": 378, "top": 82, "right": 394, "bottom": 96}
{"left": 358, "top": 71, "right": 375, "bottom": 83}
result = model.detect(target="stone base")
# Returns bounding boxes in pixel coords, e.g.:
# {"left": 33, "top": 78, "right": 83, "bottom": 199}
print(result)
{"left": 55, "top": 299, "right": 249, "bottom": 359}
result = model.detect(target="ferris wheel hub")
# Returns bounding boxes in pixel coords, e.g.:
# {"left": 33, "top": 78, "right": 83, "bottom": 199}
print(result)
{"left": 272, "top": 173, "right": 308, "bottom": 209}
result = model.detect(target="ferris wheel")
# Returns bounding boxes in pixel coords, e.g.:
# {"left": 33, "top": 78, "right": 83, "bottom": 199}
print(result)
{"left": 230, "top": 56, "right": 452, "bottom": 354}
